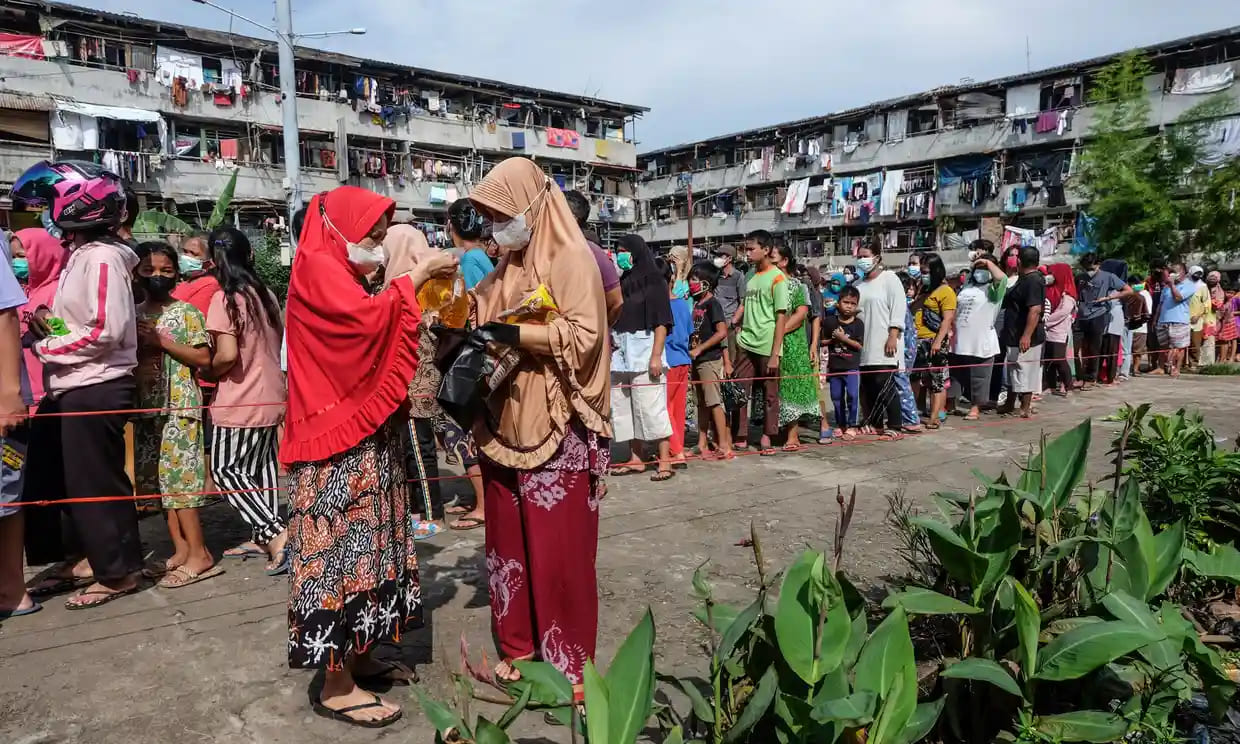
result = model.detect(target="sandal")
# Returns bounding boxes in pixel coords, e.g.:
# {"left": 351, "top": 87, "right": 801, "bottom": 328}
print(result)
{"left": 65, "top": 584, "right": 139, "bottom": 611}
{"left": 923, "top": 421, "right": 941, "bottom": 430}
{"left": 355, "top": 659, "right": 418, "bottom": 687}
{"left": 608, "top": 464, "right": 645, "bottom": 477}
{"left": 818, "top": 431, "right": 833, "bottom": 445}
{"left": 650, "top": 470, "right": 675, "bottom": 482}
{"left": 445, "top": 504, "right": 472, "bottom": 516}
{"left": 759, "top": 447, "right": 779, "bottom": 456}
{"left": 223, "top": 543, "right": 267, "bottom": 560}
{"left": 0, "top": 601, "right": 42, "bottom": 619}
{"left": 449, "top": 515, "right": 486, "bottom": 531}
{"left": 841, "top": 431, "right": 857, "bottom": 441}
{"left": 28, "top": 575, "right": 94, "bottom": 598}
{"left": 782, "top": 443, "right": 804, "bottom": 452}
{"left": 495, "top": 658, "right": 527, "bottom": 683}
{"left": 312, "top": 694, "right": 402, "bottom": 728}
{"left": 876, "top": 431, "right": 906, "bottom": 442}
{"left": 265, "top": 548, "right": 291, "bottom": 576}
{"left": 157, "top": 564, "right": 225, "bottom": 589}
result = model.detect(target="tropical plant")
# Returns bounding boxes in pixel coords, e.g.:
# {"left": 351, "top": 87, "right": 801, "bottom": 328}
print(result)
{"left": 254, "top": 231, "right": 291, "bottom": 301}
{"left": 1115, "top": 404, "right": 1240, "bottom": 552}
{"left": 891, "top": 418, "right": 1236, "bottom": 742}
{"left": 132, "top": 168, "right": 238, "bottom": 237}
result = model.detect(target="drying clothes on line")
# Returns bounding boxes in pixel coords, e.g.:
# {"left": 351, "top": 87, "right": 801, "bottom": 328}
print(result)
{"left": 1197, "top": 116, "right": 1240, "bottom": 166}
{"left": 895, "top": 192, "right": 931, "bottom": 220}
{"left": 761, "top": 146, "right": 775, "bottom": 181}
{"left": 221, "top": 59, "right": 244, "bottom": 95}
{"left": 879, "top": 169, "right": 904, "bottom": 216}
{"left": 155, "top": 47, "right": 204, "bottom": 89}
{"left": 747, "top": 159, "right": 762, "bottom": 177}
{"left": 1035, "top": 111, "right": 1059, "bottom": 133}
{"left": 50, "top": 111, "right": 98, "bottom": 150}
{"left": 1171, "top": 63, "right": 1236, "bottom": 95}
{"left": 780, "top": 178, "right": 810, "bottom": 215}
{"left": 1056, "top": 110, "right": 1073, "bottom": 135}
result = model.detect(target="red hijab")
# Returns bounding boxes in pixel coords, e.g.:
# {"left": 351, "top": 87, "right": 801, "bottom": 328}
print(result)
{"left": 17, "top": 228, "right": 69, "bottom": 405}
{"left": 278, "top": 186, "right": 422, "bottom": 465}
{"left": 1044, "top": 263, "right": 1077, "bottom": 310}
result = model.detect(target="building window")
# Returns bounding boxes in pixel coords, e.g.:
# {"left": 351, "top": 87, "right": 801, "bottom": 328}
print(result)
{"left": 1040, "top": 77, "right": 1082, "bottom": 110}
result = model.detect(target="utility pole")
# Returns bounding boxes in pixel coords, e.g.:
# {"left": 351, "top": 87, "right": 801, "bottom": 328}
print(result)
{"left": 275, "top": 0, "right": 302, "bottom": 245}
{"left": 686, "top": 183, "right": 694, "bottom": 255}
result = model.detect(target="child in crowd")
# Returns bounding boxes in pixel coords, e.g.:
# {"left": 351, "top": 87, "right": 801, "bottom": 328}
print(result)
{"left": 688, "top": 262, "right": 733, "bottom": 460}
{"left": 822, "top": 286, "right": 864, "bottom": 440}
{"left": 662, "top": 258, "right": 694, "bottom": 466}
{"left": 1219, "top": 284, "right": 1238, "bottom": 363}
{"left": 894, "top": 272, "right": 922, "bottom": 432}
{"left": 132, "top": 242, "right": 218, "bottom": 587}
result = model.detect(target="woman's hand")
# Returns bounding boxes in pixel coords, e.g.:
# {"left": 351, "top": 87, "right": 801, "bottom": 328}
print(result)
{"left": 408, "top": 253, "right": 460, "bottom": 291}
{"left": 137, "top": 319, "right": 162, "bottom": 349}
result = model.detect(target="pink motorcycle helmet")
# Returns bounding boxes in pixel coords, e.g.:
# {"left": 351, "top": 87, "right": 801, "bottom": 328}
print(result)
{"left": 45, "top": 161, "right": 127, "bottom": 232}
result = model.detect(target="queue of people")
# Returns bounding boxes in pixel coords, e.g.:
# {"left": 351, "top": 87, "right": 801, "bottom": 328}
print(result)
{"left": 0, "top": 156, "right": 1236, "bottom": 729}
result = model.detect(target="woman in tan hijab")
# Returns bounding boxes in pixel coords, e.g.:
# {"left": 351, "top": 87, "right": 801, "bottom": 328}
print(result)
{"left": 468, "top": 157, "right": 610, "bottom": 696}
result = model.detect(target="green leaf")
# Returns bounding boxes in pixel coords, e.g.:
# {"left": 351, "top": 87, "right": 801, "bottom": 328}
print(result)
{"left": 132, "top": 209, "right": 196, "bottom": 237}
{"left": 893, "top": 696, "right": 946, "bottom": 744}
{"left": 413, "top": 686, "right": 470, "bottom": 737}
{"left": 1040, "top": 616, "right": 1102, "bottom": 642}
{"left": 775, "top": 550, "right": 847, "bottom": 684}
{"left": 512, "top": 660, "right": 573, "bottom": 706}
{"left": 977, "top": 546, "right": 1019, "bottom": 600}
{"left": 882, "top": 588, "right": 982, "bottom": 615}
{"left": 717, "top": 598, "right": 762, "bottom": 662}
{"left": 855, "top": 607, "right": 916, "bottom": 700}
{"left": 205, "top": 168, "right": 238, "bottom": 230}
{"left": 1110, "top": 477, "right": 1142, "bottom": 544}
{"left": 1035, "top": 620, "right": 1165, "bottom": 681}
{"left": 1101, "top": 591, "right": 1182, "bottom": 674}
{"left": 474, "top": 716, "right": 511, "bottom": 744}
{"left": 1146, "top": 520, "right": 1184, "bottom": 599}
{"left": 1035, "top": 536, "right": 1106, "bottom": 571}
{"left": 658, "top": 675, "right": 714, "bottom": 724}
{"left": 910, "top": 517, "right": 986, "bottom": 587}
{"left": 868, "top": 656, "right": 918, "bottom": 744}
{"left": 691, "top": 559, "right": 713, "bottom": 600}
{"left": 583, "top": 660, "right": 611, "bottom": 744}
{"left": 1033, "top": 710, "right": 1129, "bottom": 742}
{"left": 664, "top": 726, "right": 685, "bottom": 744}
{"left": 1185, "top": 542, "right": 1240, "bottom": 582}
{"left": 1018, "top": 419, "right": 1091, "bottom": 513}
{"left": 1009, "top": 578, "right": 1040, "bottom": 678}
{"left": 693, "top": 602, "right": 739, "bottom": 635}
{"left": 724, "top": 664, "right": 778, "bottom": 744}
{"left": 496, "top": 683, "right": 532, "bottom": 730}
{"left": 810, "top": 690, "right": 877, "bottom": 727}
{"left": 940, "top": 658, "right": 1024, "bottom": 699}
{"left": 604, "top": 608, "right": 656, "bottom": 744}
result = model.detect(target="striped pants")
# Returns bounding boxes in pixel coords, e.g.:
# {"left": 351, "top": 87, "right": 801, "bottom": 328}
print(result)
{"left": 211, "top": 425, "right": 283, "bottom": 544}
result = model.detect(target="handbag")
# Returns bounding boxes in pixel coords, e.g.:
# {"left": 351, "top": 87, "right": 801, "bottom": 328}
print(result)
{"left": 434, "top": 324, "right": 518, "bottom": 430}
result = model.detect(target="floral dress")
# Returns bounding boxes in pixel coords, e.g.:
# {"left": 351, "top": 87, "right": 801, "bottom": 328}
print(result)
{"left": 778, "top": 279, "right": 820, "bottom": 426}
{"left": 134, "top": 300, "right": 209, "bottom": 509}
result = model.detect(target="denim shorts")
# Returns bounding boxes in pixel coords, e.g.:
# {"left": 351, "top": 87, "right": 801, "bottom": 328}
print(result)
{"left": 0, "top": 425, "right": 29, "bottom": 519}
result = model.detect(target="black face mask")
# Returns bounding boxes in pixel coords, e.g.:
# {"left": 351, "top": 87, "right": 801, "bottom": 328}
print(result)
{"left": 144, "top": 275, "right": 176, "bottom": 300}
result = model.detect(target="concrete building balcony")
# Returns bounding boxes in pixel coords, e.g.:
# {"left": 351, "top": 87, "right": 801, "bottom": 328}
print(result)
{"left": 637, "top": 71, "right": 1240, "bottom": 202}
{"left": 0, "top": 56, "right": 637, "bottom": 168}
{"left": 0, "top": 140, "right": 53, "bottom": 187}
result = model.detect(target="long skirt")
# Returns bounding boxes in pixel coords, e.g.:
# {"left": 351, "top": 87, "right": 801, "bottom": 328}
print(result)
{"left": 481, "top": 424, "right": 608, "bottom": 686}
{"left": 286, "top": 416, "right": 421, "bottom": 670}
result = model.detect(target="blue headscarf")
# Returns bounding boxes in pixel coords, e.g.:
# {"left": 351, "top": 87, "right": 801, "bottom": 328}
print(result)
{"left": 821, "top": 271, "right": 847, "bottom": 314}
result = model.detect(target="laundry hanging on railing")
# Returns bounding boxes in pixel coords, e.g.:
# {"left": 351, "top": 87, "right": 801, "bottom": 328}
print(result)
{"left": 1171, "top": 63, "right": 1236, "bottom": 95}
{"left": 780, "top": 178, "right": 810, "bottom": 215}
{"left": 1197, "top": 116, "right": 1240, "bottom": 167}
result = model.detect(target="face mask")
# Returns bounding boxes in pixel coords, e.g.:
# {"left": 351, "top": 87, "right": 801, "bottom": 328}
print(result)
{"left": 921, "top": 274, "right": 931, "bottom": 287}
{"left": 1044, "top": 274, "right": 1055, "bottom": 286}
{"left": 907, "top": 266, "right": 921, "bottom": 278}
{"left": 491, "top": 214, "right": 532, "bottom": 250}
{"left": 1208, "top": 279, "right": 1220, "bottom": 287}
{"left": 1133, "top": 283, "right": 1145, "bottom": 292}
{"left": 855, "top": 257, "right": 876, "bottom": 275}
{"left": 178, "top": 255, "right": 204, "bottom": 275}
{"left": 843, "top": 272, "right": 855, "bottom": 283}
{"left": 712, "top": 256, "right": 728, "bottom": 269}
{"left": 972, "top": 269, "right": 992, "bottom": 285}
{"left": 673, "top": 279, "right": 689, "bottom": 299}
{"left": 906, "top": 295, "right": 914, "bottom": 305}
{"left": 144, "top": 275, "right": 176, "bottom": 300}
{"left": 616, "top": 251, "right": 634, "bottom": 272}
{"left": 11, "top": 258, "right": 28, "bottom": 280}
{"left": 346, "top": 242, "right": 384, "bottom": 270}
{"left": 689, "top": 280, "right": 706, "bottom": 297}
{"left": 1005, "top": 256, "right": 1019, "bottom": 270}
{"left": 823, "top": 297, "right": 837, "bottom": 311}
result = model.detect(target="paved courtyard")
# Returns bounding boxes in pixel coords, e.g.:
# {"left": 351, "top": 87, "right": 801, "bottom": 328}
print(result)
{"left": 1, "top": 375, "right": 1236, "bottom": 743}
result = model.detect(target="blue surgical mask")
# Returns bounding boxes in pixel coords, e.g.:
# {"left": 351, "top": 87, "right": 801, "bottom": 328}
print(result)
{"left": 907, "top": 266, "right": 922, "bottom": 279}
{"left": 855, "top": 257, "right": 876, "bottom": 275}
{"left": 11, "top": 257, "right": 28, "bottom": 280}
{"left": 179, "top": 255, "right": 204, "bottom": 275}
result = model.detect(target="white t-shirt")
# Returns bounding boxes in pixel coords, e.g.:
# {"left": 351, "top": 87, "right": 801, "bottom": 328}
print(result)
{"left": 1133, "top": 290, "right": 1153, "bottom": 335}
{"left": 952, "top": 284, "right": 1001, "bottom": 359}
{"left": 856, "top": 270, "right": 907, "bottom": 368}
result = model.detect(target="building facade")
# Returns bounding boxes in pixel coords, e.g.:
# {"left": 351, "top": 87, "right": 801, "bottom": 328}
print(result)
{"left": 634, "top": 27, "right": 1240, "bottom": 268}
{"left": 0, "top": 1, "right": 646, "bottom": 243}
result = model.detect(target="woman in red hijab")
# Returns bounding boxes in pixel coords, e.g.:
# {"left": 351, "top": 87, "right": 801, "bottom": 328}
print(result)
{"left": 15, "top": 228, "right": 69, "bottom": 406}
{"left": 281, "top": 186, "right": 456, "bottom": 728}
{"left": 1041, "top": 263, "right": 1078, "bottom": 397}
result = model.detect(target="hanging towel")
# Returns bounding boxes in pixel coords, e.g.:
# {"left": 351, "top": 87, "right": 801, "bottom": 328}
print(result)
{"left": 1035, "top": 111, "right": 1059, "bottom": 133}
{"left": 429, "top": 185, "right": 448, "bottom": 204}
{"left": 510, "top": 132, "right": 525, "bottom": 149}
{"left": 780, "top": 178, "right": 810, "bottom": 215}
{"left": 219, "top": 139, "right": 239, "bottom": 160}
{"left": 594, "top": 139, "right": 609, "bottom": 159}
{"left": 879, "top": 169, "right": 903, "bottom": 216}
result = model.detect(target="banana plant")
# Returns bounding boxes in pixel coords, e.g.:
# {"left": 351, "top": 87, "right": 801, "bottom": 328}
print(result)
{"left": 133, "top": 168, "right": 238, "bottom": 237}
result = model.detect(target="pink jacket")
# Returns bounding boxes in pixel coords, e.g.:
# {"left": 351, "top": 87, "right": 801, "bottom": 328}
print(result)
{"left": 1044, "top": 294, "right": 1076, "bottom": 344}
{"left": 33, "top": 239, "right": 139, "bottom": 396}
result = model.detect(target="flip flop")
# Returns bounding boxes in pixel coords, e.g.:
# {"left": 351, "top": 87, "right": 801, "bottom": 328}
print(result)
{"left": 759, "top": 448, "right": 779, "bottom": 456}
{"left": 312, "top": 694, "right": 402, "bottom": 728}
{"left": 223, "top": 544, "right": 267, "bottom": 560}
{"left": 608, "top": 465, "right": 645, "bottom": 477}
{"left": 265, "top": 548, "right": 291, "bottom": 576}
{"left": 818, "top": 432, "right": 833, "bottom": 445}
{"left": 0, "top": 602, "right": 42, "bottom": 619}
{"left": 782, "top": 443, "right": 804, "bottom": 452}
{"left": 449, "top": 515, "right": 486, "bottom": 531}
{"left": 650, "top": 470, "right": 675, "bottom": 482}
{"left": 28, "top": 575, "right": 93, "bottom": 598}
{"left": 157, "top": 564, "right": 225, "bottom": 589}
{"left": 65, "top": 585, "right": 139, "bottom": 611}
{"left": 355, "top": 659, "right": 418, "bottom": 687}
{"left": 445, "top": 504, "right": 472, "bottom": 516}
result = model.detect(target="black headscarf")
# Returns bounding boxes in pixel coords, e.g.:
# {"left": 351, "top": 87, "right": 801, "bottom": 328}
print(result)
{"left": 614, "top": 233, "right": 673, "bottom": 334}
{"left": 1100, "top": 258, "right": 1128, "bottom": 284}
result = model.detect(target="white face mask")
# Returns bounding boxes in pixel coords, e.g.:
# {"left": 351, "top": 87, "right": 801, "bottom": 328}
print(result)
{"left": 491, "top": 213, "right": 532, "bottom": 250}
{"left": 324, "top": 211, "right": 384, "bottom": 271}
{"left": 712, "top": 256, "right": 728, "bottom": 269}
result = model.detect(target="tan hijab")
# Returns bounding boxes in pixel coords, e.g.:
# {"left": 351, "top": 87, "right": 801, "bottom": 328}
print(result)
{"left": 470, "top": 157, "right": 610, "bottom": 469}
{"left": 669, "top": 245, "right": 691, "bottom": 283}
{"left": 382, "top": 224, "right": 438, "bottom": 289}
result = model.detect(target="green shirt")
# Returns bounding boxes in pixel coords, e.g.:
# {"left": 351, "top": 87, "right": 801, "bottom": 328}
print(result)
{"left": 738, "top": 267, "right": 790, "bottom": 355}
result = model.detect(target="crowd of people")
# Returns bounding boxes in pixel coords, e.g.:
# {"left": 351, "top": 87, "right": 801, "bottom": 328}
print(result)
{"left": 0, "top": 156, "right": 1235, "bottom": 728}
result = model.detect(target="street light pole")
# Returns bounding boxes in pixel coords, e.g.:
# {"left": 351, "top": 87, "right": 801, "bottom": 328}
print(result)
{"left": 274, "top": 0, "right": 302, "bottom": 246}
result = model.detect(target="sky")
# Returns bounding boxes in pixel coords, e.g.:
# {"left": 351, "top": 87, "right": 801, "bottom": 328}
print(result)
{"left": 73, "top": 0, "right": 1240, "bottom": 151}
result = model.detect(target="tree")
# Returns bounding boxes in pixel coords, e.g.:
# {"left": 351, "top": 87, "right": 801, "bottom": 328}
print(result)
{"left": 1074, "top": 52, "right": 1235, "bottom": 269}
{"left": 254, "top": 230, "right": 291, "bottom": 302}
{"left": 1194, "top": 158, "right": 1240, "bottom": 259}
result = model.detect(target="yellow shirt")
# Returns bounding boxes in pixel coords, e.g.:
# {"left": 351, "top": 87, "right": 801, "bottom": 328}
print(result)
{"left": 916, "top": 284, "right": 958, "bottom": 340}
{"left": 1190, "top": 283, "right": 1212, "bottom": 333}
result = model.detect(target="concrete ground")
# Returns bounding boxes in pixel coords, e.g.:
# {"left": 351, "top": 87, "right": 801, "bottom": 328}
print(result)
{"left": 1, "top": 375, "right": 1236, "bottom": 743}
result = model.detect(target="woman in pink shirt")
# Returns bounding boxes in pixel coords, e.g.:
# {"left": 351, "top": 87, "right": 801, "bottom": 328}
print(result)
{"left": 1041, "top": 264, "right": 1078, "bottom": 397}
{"left": 204, "top": 227, "right": 289, "bottom": 575}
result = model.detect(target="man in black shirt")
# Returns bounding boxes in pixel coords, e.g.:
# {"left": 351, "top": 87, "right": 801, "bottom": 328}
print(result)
{"left": 998, "top": 246, "right": 1045, "bottom": 418}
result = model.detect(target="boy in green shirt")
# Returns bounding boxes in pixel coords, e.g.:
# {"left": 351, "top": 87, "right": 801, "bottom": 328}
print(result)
{"left": 731, "top": 230, "right": 788, "bottom": 455}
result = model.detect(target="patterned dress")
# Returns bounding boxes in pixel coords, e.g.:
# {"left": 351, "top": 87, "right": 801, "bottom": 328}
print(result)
{"left": 134, "top": 300, "right": 209, "bottom": 509}
{"left": 287, "top": 415, "right": 422, "bottom": 670}
{"left": 778, "top": 280, "right": 820, "bottom": 426}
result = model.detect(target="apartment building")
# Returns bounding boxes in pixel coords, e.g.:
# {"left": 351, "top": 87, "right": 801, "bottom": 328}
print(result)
{"left": 634, "top": 26, "right": 1240, "bottom": 267}
{"left": 0, "top": 0, "right": 646, "bottom": 243}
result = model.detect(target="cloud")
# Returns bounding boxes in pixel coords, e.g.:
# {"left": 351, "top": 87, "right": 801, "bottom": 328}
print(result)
{"left": 77, "top": 0, "right": 1240, "bottom": 149}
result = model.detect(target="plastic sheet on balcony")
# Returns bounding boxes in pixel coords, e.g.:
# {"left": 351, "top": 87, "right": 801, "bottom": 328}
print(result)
{"left": 52, "top": 99, "right": 162, "bottom": 123}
